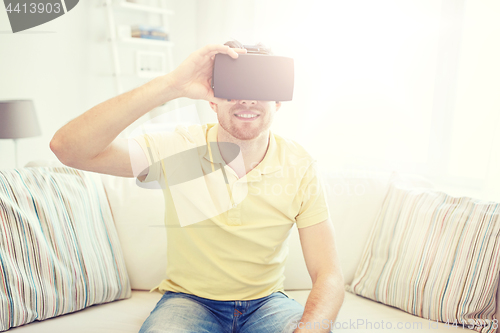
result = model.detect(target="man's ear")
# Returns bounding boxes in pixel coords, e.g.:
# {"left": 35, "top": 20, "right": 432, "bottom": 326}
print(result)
{"left": 275, "top": 101, "right": 282, "bottom": 112}
{"left": 209, "top": 101, "right": 217, "bottom": 113}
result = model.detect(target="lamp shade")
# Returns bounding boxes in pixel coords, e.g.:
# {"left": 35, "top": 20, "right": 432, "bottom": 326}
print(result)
{"left": 0, "top": 100, "right": 41, "bottom": 139}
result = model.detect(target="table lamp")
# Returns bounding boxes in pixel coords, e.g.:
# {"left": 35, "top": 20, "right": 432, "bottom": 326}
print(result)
{"left": 0, "top": 100, "right": 42, "bottom": 168}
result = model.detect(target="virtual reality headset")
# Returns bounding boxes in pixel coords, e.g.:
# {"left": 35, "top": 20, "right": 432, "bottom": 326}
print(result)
{"left": 212, "top": 53, "right": 294, "bottom": 102}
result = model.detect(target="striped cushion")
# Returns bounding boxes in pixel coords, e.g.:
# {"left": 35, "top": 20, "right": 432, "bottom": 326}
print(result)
{"left": 0, "top": 167, "right": 131, "bottom": 331}
{"left": 346, "top": 181, "right": 500, "bottom": 333}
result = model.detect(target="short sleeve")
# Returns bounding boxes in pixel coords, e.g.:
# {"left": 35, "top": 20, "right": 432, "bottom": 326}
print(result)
{"left": 132, "top": 133, "right": 166, "bottom": 185}
{"left": 295, "top": 161, "right": 330, "bottom": 228}
{"left": 132, "top": 129, "right": 192, "bottom": 187}
{"left": 131, "top": 124, "right": 208, "bottom": 188}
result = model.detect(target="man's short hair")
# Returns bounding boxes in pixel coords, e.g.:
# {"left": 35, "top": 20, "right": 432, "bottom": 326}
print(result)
{"left": 224, "top": 40, "right": 273, "bottom": 55}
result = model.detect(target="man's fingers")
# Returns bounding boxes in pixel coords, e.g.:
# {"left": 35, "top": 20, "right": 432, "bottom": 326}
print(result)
{"left": 206, "top": 49, "right": 233, "bottom": 58}
{"left": 202, "top": 45, "right": 248, "bottom": 59}
{"left": 201, "top": 44, "right": 232, "bottom": 57}
{"left": 225, "top": 47, "right": 247, "bottom": 58}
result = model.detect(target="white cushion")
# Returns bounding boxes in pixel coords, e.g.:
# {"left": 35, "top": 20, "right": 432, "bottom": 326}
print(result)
{"left": 6, "top": 291, "right": 162, "bottom": 333}
{"left": 100, "top": 174, "right": 168, "bottom": 291}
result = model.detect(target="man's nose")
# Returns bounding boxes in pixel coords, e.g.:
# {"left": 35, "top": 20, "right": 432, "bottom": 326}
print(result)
{"left": 237, "top": 99, "right": 257, "bottom": 105}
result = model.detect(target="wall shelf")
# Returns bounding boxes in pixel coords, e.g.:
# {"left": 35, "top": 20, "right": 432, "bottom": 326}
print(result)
{"left": 116, "top": 0, "right": 174, "bottom": 15}
{"left": 118, "top": 36, "right": 174, "bottom": 47}
{"left": 104, "top": 0, "right": 180, "bottom": 137}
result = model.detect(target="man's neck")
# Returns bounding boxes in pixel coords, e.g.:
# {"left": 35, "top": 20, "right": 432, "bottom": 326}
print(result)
{"left": 216, "top": 124, "right": 270, "bottom": 178}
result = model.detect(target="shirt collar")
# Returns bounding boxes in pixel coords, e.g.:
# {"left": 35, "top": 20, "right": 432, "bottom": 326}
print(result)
{"left": 201, "top": 123, "right": 282, "bottom": 177}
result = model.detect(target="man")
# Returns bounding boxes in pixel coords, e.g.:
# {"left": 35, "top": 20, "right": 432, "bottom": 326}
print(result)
{"left": 50, "top": 42, "right": 345, "bottom": 333}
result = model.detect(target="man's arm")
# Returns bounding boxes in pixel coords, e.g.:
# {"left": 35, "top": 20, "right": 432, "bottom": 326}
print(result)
{"left": 50, "top": 75, "right": 175, "bottom": 178}
{"left": 295, "top": 219, "right": 345, "bottom": 333}
{"left": 49, "top": 44, "right": 245, "bottom": 178}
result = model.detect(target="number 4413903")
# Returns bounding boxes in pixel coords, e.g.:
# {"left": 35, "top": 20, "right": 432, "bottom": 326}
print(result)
{"left": 5, "top": 2, "right": 62, "bottom": 14}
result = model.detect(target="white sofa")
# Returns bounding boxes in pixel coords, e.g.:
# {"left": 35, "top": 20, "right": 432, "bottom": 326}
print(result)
{"left": 5, "top": 163, "right": 498, "bottom": 333}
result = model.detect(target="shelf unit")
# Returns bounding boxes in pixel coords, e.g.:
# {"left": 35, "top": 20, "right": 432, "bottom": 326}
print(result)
{"left": 118, "top": 36, "right": 174, "bottom": 46}
{"left": 116, "top": 0, "right": 174, "bottom": 14}
{"left": 103, "top": 0, "right": 180, "bottom": 137}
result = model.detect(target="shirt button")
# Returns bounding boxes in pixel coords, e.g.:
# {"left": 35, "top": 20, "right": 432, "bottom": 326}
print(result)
{"left": 232, "top": 203, "right": 237, "bottom": 208}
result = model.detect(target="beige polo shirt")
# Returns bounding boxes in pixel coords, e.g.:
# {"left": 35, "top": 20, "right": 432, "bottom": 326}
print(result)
{"left": 132, "top": 123, "right": 330, "bottom": 301}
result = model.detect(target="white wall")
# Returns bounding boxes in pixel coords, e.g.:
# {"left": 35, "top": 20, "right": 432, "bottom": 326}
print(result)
{"left": 445, "top": 0, "right": 500, "bottom": 201}
{"left": 0, "top": 0, "right": 197, "bottom": 169}
{"left": 0, "top": 0, "right": 91, "bottom": 168}
{"left": 192, "top": 0, "right": 500, "bottom": 202}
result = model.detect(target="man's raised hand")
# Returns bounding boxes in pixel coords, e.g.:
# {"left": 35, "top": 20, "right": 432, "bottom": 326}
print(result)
{"left": 167, "top": 44, "right": 247, "bottom": 103}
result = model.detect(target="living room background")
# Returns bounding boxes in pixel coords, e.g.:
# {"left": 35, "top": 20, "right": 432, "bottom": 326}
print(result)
{"left": 0, "top": 0, "right": 498, "bottom": 202}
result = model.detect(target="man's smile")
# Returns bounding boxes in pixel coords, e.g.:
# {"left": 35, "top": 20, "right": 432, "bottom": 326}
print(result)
{"left": 234, "top": 111, "right": 260, "bottom": 121}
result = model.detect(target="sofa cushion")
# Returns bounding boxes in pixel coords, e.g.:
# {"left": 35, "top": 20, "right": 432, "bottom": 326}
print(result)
{"left": 99, "top": 174, "right": 167, "bottom": 291}
{"left": 5, "top": 291, "right": 162, "bottom": 333}
{"left": 0, "top": 167, "right": 131, "bottom": 331}
{"left": 346, "top": 178, "right": 500, "bottom": 333}
{"left": 6, "top": 290, "right": 478, "bottom": 332}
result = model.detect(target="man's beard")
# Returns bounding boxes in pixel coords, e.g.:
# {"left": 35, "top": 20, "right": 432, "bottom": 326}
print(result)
{"left": 218, "top": 116, "right": 263, "bottom": 140}
{"left": 218, "top": 104, "right": 269, "bottom": 141}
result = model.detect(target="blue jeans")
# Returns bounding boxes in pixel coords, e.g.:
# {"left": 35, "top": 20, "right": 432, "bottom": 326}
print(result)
{"left": 139, "top": 291, "right": 305, "bottom": 333}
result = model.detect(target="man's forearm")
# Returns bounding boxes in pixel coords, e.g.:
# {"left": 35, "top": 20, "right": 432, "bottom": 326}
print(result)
{"left": 50, "top": 74, "right": 179, "bottom": 164}
{"left": 293, "top": 274, "right": 345, "bottom": 333}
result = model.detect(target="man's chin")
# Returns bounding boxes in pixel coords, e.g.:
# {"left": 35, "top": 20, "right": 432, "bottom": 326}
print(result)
{"left": 219, "top": 119, "right": 266, "bottom": 141}
{"left": 230, "top": 130, "right": 260, "bottom": 141}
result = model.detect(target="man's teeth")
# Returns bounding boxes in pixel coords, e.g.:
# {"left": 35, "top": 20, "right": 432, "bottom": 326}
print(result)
{"left": 236, "top": 114, "right": 258, "bottom": 118}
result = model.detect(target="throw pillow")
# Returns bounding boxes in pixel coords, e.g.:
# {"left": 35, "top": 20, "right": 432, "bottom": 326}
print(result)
{"left": 346, "top": 177, "right": 500, "bottom": 333}
{"left": 0, "top": 167, "right": 131, "bottom": 331}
